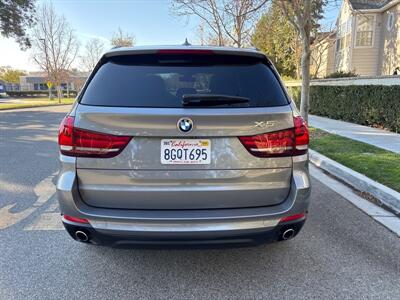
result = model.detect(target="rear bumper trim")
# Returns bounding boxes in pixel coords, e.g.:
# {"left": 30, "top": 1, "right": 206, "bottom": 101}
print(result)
{"left": 89, "top": 218, "right": 280, "bottom": 232}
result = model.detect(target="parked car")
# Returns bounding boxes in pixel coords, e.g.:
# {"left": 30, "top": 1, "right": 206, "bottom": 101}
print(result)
{"left": 57, "top": 46, "right": 310, "bottom": 247}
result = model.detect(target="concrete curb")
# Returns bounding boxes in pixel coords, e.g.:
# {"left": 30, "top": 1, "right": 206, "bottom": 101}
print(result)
{"left": 309, "top": 149, "right": 400, "bottom": 214}
{"left": 0, "top": 103, "right": 72, "bottom": 112}
{"left": 310, "top": 165, "right": 400, "bottom": 237}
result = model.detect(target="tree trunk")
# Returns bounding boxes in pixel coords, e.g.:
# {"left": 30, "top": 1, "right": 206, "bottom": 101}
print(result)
{"left": 295, "top": 59, "right": 301, "bottom": 79}
{"left": 57, "top": 85, "right": 62, "bottom": 103}
{"left": 300, "top": 37, "right": 311, "bottom": 124}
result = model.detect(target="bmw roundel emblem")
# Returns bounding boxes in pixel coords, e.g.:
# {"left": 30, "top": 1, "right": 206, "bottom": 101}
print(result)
{"left": 177, "top": 118, "right": 193, "bottom": 133}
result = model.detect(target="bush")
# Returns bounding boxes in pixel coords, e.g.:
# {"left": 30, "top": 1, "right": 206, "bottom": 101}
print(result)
{"left": 286, "top": 85, "right": 400, "bottom": 132}
{"left": 325, "top": 71, "right": 358, "bottom": 78}
{"left": 6, "top": 90, "right": 77, "bottom": 97}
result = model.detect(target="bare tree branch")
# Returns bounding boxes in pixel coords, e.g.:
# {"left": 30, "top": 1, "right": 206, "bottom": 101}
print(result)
{"left": 111, "top": 27, "right": 135, "bottom": 47}
{"left": 171, "top": 0, "right": 268, "bottom": 47}
{"left": 80, "top": 38, "right": 105, "bottom": 72}
{"left": 31, "top": 2, "right": 80, "bottom": 102}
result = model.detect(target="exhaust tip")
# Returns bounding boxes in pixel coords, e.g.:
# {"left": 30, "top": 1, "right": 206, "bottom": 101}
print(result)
{"left": 75, "top": 230, "right": 89, "bottom": 242}
{"left": 282, "top": 228, "right": 295, "bottom": 240}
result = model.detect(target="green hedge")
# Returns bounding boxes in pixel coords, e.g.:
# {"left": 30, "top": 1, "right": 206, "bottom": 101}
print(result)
{"left": 6, "top": 90, "right": 77, "bottom": 97}
{"left": 286, "top": 85, "right": 400, "bottom": 132}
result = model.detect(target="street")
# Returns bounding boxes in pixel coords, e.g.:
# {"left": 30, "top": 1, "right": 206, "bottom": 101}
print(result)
{"left": 0, "top": 106, "right": 399, "bottom": 299}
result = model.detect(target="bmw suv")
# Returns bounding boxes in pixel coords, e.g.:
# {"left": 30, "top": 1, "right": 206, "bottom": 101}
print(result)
{"left": 57, "top": 46, "right": 310, "bottom": 247}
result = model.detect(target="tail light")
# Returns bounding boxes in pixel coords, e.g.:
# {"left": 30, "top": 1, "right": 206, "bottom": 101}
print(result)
{"left": 58, "top": 116, "right": 132, "bottom": 158}
{"left": 239, "top": 116, "right": 309, "bottom": 158}
{"left": 292, "top": 116, "right": 309, "bottom": 155}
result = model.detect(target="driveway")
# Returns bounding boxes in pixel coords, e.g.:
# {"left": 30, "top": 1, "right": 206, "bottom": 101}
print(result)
{"left": 0, "top": 106, "right": 399, "bottom": 299}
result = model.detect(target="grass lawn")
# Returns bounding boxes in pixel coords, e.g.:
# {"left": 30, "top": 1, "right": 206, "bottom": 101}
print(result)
{"left": 309, "top": 127, "right": 400, "bottom": 192}
{"left": 0, "top": 98, "right": 75, "bottom": 110}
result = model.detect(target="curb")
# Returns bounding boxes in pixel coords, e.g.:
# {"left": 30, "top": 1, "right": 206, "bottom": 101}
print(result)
{"left": 310, "top": 165, "right": 400, "bottom": 237}
{"left": 309, "top": 149, "right": 400, "bottom": 214}
{"left": 0, "top": 103, "right": 73, "bottom": 112}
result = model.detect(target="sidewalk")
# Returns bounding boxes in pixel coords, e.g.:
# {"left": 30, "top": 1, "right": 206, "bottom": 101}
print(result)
{"left": 309, "top": 115, "right": 400, "bottom": 154}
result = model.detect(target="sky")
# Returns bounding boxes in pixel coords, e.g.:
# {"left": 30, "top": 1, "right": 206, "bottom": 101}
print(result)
{"left": 0, "top": 0, "right": 341, "bottom": 72}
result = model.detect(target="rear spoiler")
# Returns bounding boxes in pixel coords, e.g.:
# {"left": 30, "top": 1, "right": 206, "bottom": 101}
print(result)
{"left": 103, "top": 46, "right": 269, "bottom": 62}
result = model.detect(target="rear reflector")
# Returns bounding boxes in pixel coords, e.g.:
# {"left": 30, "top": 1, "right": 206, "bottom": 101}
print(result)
{"left": 58, "top": 116, "right": 132, "bottom": 158}
{"left": 279, "top": 213, "right": 306, "bottom": 223}
{"left": 63, "top": 215, "right": 89, "bottom": 224}
{"left": 238, "top": 116, "right": 309, "bottom": 158}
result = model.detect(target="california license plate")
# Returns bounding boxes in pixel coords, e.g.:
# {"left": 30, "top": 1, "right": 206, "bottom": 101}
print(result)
{"left": 161, "top": 139, "right": 211, "bottom": 164}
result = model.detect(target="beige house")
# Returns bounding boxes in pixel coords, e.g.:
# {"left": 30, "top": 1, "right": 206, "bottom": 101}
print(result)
{"left": 311, "top": 32, "right": 336, "bottom": 78}
{"left": 314, "top": 0, "right": 400, "bottom": 77}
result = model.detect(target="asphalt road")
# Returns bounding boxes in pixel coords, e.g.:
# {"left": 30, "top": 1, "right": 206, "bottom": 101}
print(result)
{"left": 0, "top": 106, "right": 399, "bottom": 299}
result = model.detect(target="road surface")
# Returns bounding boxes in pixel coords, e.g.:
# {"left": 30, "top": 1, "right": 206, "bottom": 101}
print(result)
{"left": 0, "top": 106, "right": 399, "bottom": 299}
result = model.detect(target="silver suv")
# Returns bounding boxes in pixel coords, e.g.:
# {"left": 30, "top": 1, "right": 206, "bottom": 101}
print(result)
{"left": 57, "top": 46, "right": 310, "bottom": 247}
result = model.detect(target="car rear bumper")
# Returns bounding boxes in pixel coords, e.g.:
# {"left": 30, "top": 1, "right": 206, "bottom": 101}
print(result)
{"left": 56, "top": 154, "right": 311, "bottom": 246}
{"left": 63, "top": 218, "right": 306, "bottom": 247}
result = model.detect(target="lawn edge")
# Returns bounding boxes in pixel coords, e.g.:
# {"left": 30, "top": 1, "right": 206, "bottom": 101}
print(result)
{"left": 0, "top": 103, "right": 73, "bottom": 112}
{"left": 309, "top": 149, "right": 400, "bottom": 214}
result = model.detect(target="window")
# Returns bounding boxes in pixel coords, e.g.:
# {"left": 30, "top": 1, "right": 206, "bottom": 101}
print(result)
{"left": 336, "top": 38, "right": 342, "bottom": 52}
{"left": 336, "top": 34, "right": 350, "bottom": 52}
{"left": 80, "top": 54, "right": 289, "bottom": 108}
{"left": 387, "top": 12, "right": 395, "bottom": 31}
{"left": 356, "top": 15, "right": 374, "bottom": 47}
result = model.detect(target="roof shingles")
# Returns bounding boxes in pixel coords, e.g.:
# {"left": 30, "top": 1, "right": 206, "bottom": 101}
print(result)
{"left": 348, "top": 0, "right": 393, "bottom": 10}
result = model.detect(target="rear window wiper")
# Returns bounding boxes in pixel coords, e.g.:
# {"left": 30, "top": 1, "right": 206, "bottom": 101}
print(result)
{"left": 182, "top": 94, "right": 250, "bottom": 107}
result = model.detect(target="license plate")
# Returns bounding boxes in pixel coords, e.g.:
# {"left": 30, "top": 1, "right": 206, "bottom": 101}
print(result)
{"left": 161, "top": 139, "right": 211, "bottom": 164}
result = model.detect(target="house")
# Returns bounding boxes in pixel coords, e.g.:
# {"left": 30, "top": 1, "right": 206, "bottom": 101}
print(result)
{"left": 18, "top": 71, "right": 88, "bottom": 91}
{"left": 311, "top": 32, "right": 336, "bottom": 78}
{"left": 316, "top": 0, "right": 400, "bottom": 77}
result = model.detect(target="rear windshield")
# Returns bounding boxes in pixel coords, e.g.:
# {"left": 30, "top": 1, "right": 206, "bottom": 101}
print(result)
{"left": 80, "top": 54, "right": 288, "bottom": 108}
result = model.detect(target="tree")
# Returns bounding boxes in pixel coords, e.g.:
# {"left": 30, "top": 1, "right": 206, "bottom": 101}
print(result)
{"left": 195, "top": 21, "right": 230, "bottom": 46}
{"left": 172, "top": 0, "right": 225, "bottom": 46}
{"left": 0, "top": 66, "right": 26, "bottom": 84}
{"left": 171, "top": 0, "right": 268, "bottom": 48}
{"left": 80, "top": 38, "right": 105, "bottom": 72}
{"left": 252, "top": 3, "right": 300, "bottom": 78}
{"left": 196, "top": 22, "right": 207, "bottom": 45}
{"left": 111, "top": 28, "right": 135, "bottom": 47}
{"left": 31, "top": 2, "right": 79, "bottom": 102}
{"left": 274, "top": 0, "right": 326, "bottom": 123}
{"left": 0, "top": 0, "right": 36, "bottom": 49}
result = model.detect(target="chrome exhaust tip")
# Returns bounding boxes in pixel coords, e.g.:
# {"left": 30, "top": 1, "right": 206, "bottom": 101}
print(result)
{"left": 282, "top": 228, "right": 295, "bottom": 240}
{"left": 75, "top": 230, "right": 89, "bottom": 242}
